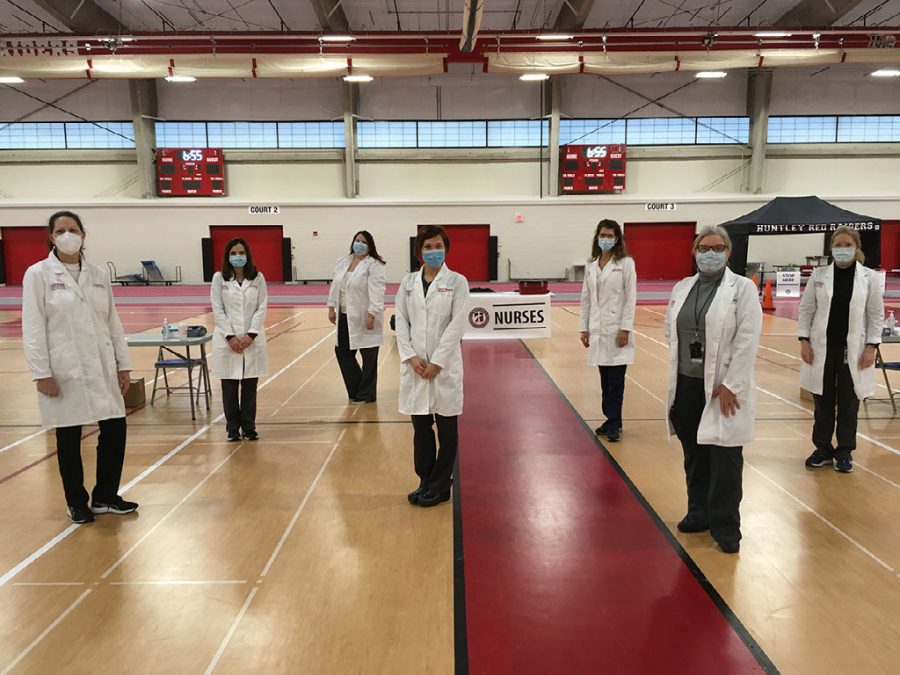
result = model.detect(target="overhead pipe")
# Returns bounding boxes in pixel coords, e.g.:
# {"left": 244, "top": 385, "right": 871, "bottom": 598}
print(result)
{"left": 459, "top": 0, "right": 484, "bottom": 54}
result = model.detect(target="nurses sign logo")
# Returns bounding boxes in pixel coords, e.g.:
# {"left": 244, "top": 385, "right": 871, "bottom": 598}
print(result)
{"left": 468, "top": 307, "right": 490, "bottom": 328}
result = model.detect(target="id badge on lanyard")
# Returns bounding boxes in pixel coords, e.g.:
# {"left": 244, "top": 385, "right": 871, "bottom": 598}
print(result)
{"left": 690, "top": 333, "right": 704, "bottom": 364}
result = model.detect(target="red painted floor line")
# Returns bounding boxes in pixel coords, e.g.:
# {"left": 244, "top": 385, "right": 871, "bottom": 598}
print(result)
{"left": 457, "top": 340, "right": 769, "bottom": 674}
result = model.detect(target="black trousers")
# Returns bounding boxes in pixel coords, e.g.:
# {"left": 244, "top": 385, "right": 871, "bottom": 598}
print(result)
{"left": 812, "top": 345, "right": 859, "bottom": 461}
{"left": 598, "top": 365, "right": 627, "bottom": 431}
{"left": 55, "top": 416, "right": 127, "bottom": 508}
{"left": 671, "top": 375, "right": 743, "bottom": 544}
{"left": 221, "top": 378, "right": 258, "bottom": 434}
{"left": 336, "top": 312, "right": 379, "bottom": 401}
{"left": 412, "top": 414, "right": 458, "bottom": 495}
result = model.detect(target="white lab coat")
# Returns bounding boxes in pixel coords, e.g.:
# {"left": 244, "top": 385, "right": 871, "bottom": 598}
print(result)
{"left": 210, "top": 271, "right": 269, "bottom": 380}
{"left": 797, "top": 262, "right": 884, "bottom": 399}
{"left": 665, "top": 268, "right": 762, "bottom": 447}
{"left": 395, "top": 265, "right": 470, "bottom": 417}
{"left": 22, "top": 252, "right": 132, "bottom": 428}
{"left": 579, "top": 255, "right": 637, "bottom": 366}
{"left": 326, "top": 254, "right": 386, "bottom": 350}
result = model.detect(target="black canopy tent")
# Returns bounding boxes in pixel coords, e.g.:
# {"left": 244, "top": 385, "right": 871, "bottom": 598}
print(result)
{"left": 721, "top": 196, "right": 881, "bottom": 276}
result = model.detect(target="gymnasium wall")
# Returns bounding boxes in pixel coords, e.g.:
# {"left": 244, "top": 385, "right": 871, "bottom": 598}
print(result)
{"left": 1, "top": 68, "right": 898, "bottom": 282}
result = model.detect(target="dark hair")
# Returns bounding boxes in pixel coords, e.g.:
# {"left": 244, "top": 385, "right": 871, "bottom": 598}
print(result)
{"left": 590, "top": 219, "right": 629, "bottom": 262}
{"left": 47, "top": 210, "right": 85, "bottom": 250}
{"left": 415, "top": 225, "right": 451, "bottom": 257}
{"left": 221, "top": 237, "right": 259, "bottom": 281}
{"left": 349, "top": 230, "right": 386, "bottom": 264}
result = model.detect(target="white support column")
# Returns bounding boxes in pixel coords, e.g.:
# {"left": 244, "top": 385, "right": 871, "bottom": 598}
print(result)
{"left": 746, "top": 69, "right": 772, "bottom": 195}
{"left": 342, "top": 81, "right": 359, "bottom": 199}
{"left": 128, "top": 79, "right": 158, "bottom": 199}
{"left": 547, "top": 77, "right": 562, "bottom": 196}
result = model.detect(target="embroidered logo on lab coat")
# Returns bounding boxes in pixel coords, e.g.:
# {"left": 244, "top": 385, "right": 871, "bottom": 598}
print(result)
{"left": 50, "top": 282, "right": 66, "bottom": 291}
{"left": 437, "top": 287, "right": 454, "bottom": 293}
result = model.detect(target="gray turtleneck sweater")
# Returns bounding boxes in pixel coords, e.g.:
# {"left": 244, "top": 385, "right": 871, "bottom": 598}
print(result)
{"left": 676, "top": 267, "right": 726, "bottom": 378}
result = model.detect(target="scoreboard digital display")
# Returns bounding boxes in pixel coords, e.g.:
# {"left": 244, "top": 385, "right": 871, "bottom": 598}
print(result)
{"left": 559, "top": 144, "right": 626, "bottom": 194}
{"left": 156, "top": 148, "right": 226, "bottom": 197}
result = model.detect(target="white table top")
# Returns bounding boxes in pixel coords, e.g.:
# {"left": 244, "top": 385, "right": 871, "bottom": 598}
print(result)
{"left": 126, "top": 333, "right": 212, "bottom": 347}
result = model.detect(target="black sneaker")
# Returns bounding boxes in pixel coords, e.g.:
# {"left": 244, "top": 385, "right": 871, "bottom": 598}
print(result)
{"left": 407, "top": 484, "right": 428, "bottom": 504}
{"left": 594, "top": 422, "right": 610, "bottom": 436}
{"left": 805, "top": 449, "right": 833, "bottom": 468}
{"left": 227, "top": 431, "right": 241, "bottom": 442}
{"left": 91, "top": 496, "right": 139, "bottom": 515}
{"left": 416, "top": 489, "right": 451, "bottom": 507}
{"left": 606, "top": 428, "right": 621, "bottom": 442}
{"left": 834, "top": 458, "right": 853, "bottom": 473}
{"left": 67, "top": 506, "right": 94, "bottom": 524}
{"left": 243, "top": 430, "right": 259, "bottom": 441}
{"left": 718, "top": 540, "right": 740, "bottom": 554}
{"left": 677, "top": 514, "right": 709, "bottom": 533}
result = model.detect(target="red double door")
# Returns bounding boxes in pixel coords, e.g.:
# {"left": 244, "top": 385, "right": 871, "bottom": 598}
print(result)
{"left": 417, "top": 224, "right": 490, "bottom": 282}
{"left": 210, "top": 225, "right": 284, "bottom": 282}
{"left": 1, "top": 227, "right": 51, "bottom": 285}
{"left": 624, "top": 222, "right": 697, "bottom": 280}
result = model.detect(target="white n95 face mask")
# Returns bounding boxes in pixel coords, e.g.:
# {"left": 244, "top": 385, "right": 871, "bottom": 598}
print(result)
{"left": 54, "top": 232, "right": 82, "bottom": 256}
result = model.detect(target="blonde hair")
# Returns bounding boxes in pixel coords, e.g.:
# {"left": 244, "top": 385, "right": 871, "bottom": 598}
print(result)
{"left": 830, "top": 226, "right": 865, "bottom": 264}
{"left": 692, "top": 225, "right": 732, "bottom": 253}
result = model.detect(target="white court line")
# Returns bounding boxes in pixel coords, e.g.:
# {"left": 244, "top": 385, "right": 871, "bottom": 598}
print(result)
{"left": 120, "top": 424, "right": 214, "bottom": 494}
{"left": 745, "top": 462, "right": 895, "bottom": 573}
{"left": 265, "top": 311, "right": 304, "bottom": 331}
{"left": 0, "top": 588, "right": 93, "bottom": 675}
{"left": 204, "top": 587, "right": 259, "bottom": 675}
{"left": 269, "top": 356, "right": 335, "bottom": 417}
{"left": 626, "top": 375, "right": 666, "bottom": 405}
{"left": 784, "top": 426, "right": 900, "bottom": 490}
{"left": 101, "top": 444, "right": 244, "bottom": 580}
{"left": 0, "top": 329, "right": 336, "bottom": 589}
{"left": 0, "top": 428, "right": 47, "bottom": 456}
{"left": 259, "top": 429, "right": 346, "bottom": 578}
{"left": 12, "top": 582, "right": 85, "bottom": 587}
{"left": 108, "top": 580, "right": 247, "bottom": 586}
{"left": 758, "top": 343, "right": 891, "bottom": 393}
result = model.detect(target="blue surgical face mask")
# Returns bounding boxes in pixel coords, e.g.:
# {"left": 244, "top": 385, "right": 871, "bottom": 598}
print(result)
{"left": 352, "top": 241, "right": 368, "bottom": 256}
{"left": 695, "top": 250, "right": 727, "bottom": 274}
{"left": 422, "top": 249, "right": 445, "bottom": 269}
{"left": 597, "top": 237, "right": 616, "bottom": 252}
{"left": 229, "top": 254, "right": 247, "bottom": 269}
{"left": 831, "top": 247, "right": 856, "bottom": 266}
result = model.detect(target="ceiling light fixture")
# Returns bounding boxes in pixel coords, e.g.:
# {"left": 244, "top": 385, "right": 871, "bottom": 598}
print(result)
{"left": 320, "top": 35, "right": 355, "bottom": 43}
{"left": 695, "top": 71, "right": 727, "bottom": 79}
{"left": 870, "top": 68, "right": 900, "bottom": 78}
{"left": 754, "top": 31, "right": 793, "bottom": 38}
{"left": 343, "top": 74, "right": 373, "bottom": 82}
{"left": 0, "top": 76, "right": 25, "bottom": 84}
{"left": 536, "top": 34, "right": 573, "bottom": 41}
{"left": 164, "top": 75, "right": 196, "bottom": 83}
{"left": 519, "top": 73, "right": 550, "bottom": 81}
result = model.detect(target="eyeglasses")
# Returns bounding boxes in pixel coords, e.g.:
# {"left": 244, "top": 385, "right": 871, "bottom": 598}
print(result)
{"left": 697, "top": 245, "right": 728, "bottom": 253}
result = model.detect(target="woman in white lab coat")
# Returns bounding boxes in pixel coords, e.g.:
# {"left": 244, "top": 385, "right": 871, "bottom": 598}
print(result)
{"left": 327, "top": 231, "right": 387, "bottom": 403}
{"left": 22, "top": 211, "right": 137, "bottom": 524}
{"left": 210, "top": 238, "right": 269, "bottom": 441}
{"left": 798, "top": 226, "right": 883, "bottom": 474}
{"left": 395, "top": 225, "right": 469, "bottom": 508}
{"left": 664, "top": 225, "right": 762, "bottom": 554}
{"left": 579, "top": 219, "right": 637, "bottom": 443}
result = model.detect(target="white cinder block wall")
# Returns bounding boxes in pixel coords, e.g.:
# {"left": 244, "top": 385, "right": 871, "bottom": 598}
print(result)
{"left": 1, "top": 67, "right": 898, "bottom": 283}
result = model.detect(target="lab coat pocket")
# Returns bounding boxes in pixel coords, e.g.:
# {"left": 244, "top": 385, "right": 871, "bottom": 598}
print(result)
{"left": 49, "top": 343, "right": 81, "bottom": 381}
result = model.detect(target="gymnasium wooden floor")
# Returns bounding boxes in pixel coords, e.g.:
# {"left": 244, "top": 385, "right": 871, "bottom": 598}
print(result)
{"left": 0, "top": 301, "right": 898, "bottom": 674}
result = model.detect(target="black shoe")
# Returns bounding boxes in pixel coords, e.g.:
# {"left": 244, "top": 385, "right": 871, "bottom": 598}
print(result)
{"left": 805, "top": 449, "right": 833, "bottom": 468}
{"left": 594, "top": 422, "right": 610, "bottom": 436}
{"left": 243, "top": 430, "right": 259, "bottom": 441}
{"left": 606, "top": 428, "right": 621, "bottom": 442}
{"left": 91, "top": 496, "right": 138, "bottom": 515}
{"left": 67, "top": 505, "right": 95, "bottom": 524}
{"left": 351, "top": 397, "right": 375, "bottom": 403}
{"left": 718, "top": 540, "right": 740, "bottom": 554}
{"left": 407, "top": 484, "right": 428, "bottom": 504}
{"left": 227, "top": 431, "right": 241, "bottom": 442}
{"left": 677, "top": 515, "right": 709, "bottom": 533}
{"left": 834, "top": 457, "right": 853, "bottom": 473}
{"left": 416, "top": 489, "right": 451, "bottom": 507}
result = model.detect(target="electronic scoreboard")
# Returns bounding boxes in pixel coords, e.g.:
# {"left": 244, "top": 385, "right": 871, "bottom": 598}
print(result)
{"left": 156, "top": 148, "right": 226, "bottom": 197}
{"left": 559, "top": 144, "right": 626, "bottom": 194}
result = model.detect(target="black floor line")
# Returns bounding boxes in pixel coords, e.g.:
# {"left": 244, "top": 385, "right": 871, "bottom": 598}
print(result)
{"left": 520, "top": 340, "right": 780, "bottom": 674}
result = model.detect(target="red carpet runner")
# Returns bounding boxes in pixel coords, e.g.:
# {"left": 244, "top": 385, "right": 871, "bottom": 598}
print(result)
{"left": 456, "top": 340, "right": 769, "bottom": 674}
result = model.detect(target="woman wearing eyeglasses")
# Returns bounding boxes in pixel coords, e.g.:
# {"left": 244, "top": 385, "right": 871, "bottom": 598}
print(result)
{"left": 664, "top": 225, "right": 762, "bottom": 554}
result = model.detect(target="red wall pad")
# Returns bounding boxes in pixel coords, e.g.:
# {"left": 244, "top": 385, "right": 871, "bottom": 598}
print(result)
{"left": 456, "top": 340, "right": 771, "bottom": 674}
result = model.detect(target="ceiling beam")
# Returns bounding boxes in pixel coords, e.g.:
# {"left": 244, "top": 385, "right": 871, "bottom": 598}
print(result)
{"left": 30, "top": 0, "right": 128, "bottom": 33}
{"left": 775, "top": 0, "right": 865, "bottom": 27}
{"left": 309, "top": 0, "right": 351, "bottom": 33}
{"left": 553, "top": 0, "right": 596, "bottom": 31}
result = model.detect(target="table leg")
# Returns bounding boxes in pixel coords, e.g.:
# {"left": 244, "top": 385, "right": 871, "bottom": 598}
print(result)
{"left": 876, "top": 347, "right": 897, "bottom": 414}
{"left": 186, "top": 344, "right": 196, "bottom": 421}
